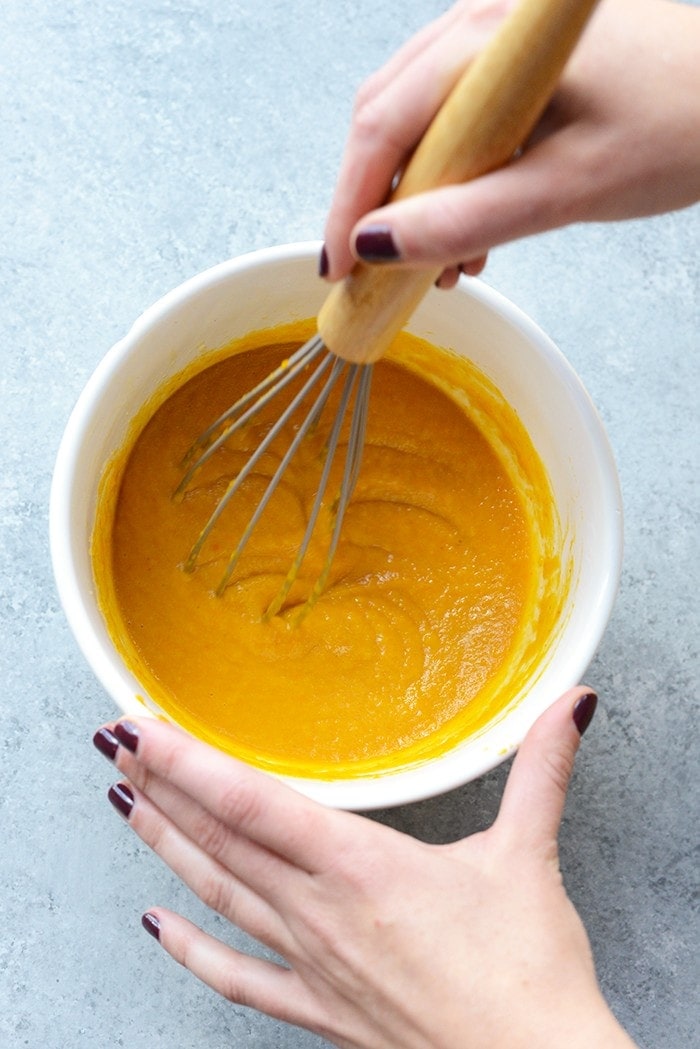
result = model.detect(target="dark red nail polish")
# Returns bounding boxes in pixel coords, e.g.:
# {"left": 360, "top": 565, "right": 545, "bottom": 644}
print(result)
{"left": 108, "top": 781, "right": 134, "bottom": 819}
{"left": 114, "top": 720, "right": 139, "bottom": 753}
{"left": 142, "top": 912, "right": 161, "bottom": 941}
{"left": 93, "top": 727, "right": 119, "bottom": 761}
{"left": 573, "top": 692, "right": 598, "bottom": 737}
{"left": 318, "top": 244, "right": 329, "bottom": 278}
{"left": 355, "top": 225, "right": 400, "bottom": 262}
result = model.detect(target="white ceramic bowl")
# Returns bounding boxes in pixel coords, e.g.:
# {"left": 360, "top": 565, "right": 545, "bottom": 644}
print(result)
{"left": 50, "top": 241, "right": 622, "bottom": 810}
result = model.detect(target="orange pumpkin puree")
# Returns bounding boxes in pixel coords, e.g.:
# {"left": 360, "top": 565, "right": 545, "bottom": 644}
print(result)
{"left": 93, "top": 321, "right": 563, "bottom": 778}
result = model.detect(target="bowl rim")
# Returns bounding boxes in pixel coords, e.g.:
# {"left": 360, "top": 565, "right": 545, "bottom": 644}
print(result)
{"left": 50, "top": 240, "right": 623, "bottom": 810}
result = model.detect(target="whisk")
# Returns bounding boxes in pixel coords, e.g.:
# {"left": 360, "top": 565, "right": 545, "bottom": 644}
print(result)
{"left": 177, "top": 0, "right": 598, "bottom": 620}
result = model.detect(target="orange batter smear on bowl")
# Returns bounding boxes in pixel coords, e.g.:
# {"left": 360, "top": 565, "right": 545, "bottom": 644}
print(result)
{"left": 93, "top": 322, "right": 563, "bottom": 779}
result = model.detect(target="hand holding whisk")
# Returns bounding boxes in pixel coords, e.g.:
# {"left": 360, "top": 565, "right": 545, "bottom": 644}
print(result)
{"left": 176, "top": 0, "right": 599, "bottom": 622}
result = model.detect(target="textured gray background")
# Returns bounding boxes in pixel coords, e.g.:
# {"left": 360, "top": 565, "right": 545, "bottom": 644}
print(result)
{"left": 1, "top": 1, "right": 698, "bottom": 1046}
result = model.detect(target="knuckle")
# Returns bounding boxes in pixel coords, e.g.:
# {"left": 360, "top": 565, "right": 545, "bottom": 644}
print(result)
{"left": 139, "top": 807, "right": 170, "bottom": 854}
{"left": 217, "top": 965, "right": 259, "bottom": 1009}
{"left": 319, "top": 843, "right": 387, "bottom": 905}
{"left": 196, "top": 867, "right": 235, "bottom": 918}
{"left": 541, "top": 740, "right": 576, "bottom": 797}
{"left": 352, "top": 70, "right": 383, "bottom": 119}
{"left": 190, "top": 808, "right": 233, "bottom": 864}
{"left": 215, "top": 778, "right": 265, "bottom": 835}
{"left": 351, "top": 86, "right": 389, "bottom": 147}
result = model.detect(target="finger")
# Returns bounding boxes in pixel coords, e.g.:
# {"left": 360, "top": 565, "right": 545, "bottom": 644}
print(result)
{"left": 435, "top": 266, "right": 462, "bottom": 290}
{"left": 109, "top": 734, "right": 308, "bottom": 903}
{"left": 323, "top": 4, "right": 506, "bottom": 279}
{"left": 104, "top": 717, "right": 350, "bottom": 874}
{"left": 141, "top": 907, "right": 324, "bottom": 1034}
{"left": 356, "top": 2, "right": 463, "bottom": 97}
{"left": 107, "top": 776, "right": 296, "bottom": 956}
{"left": 348, "top": 133, "right": 586, "bottom": 270}
{"left": 494, "top": 687, "right": 598, "bottom": 857}
{"left": 461, "top": 255, "right": 488, "bottom": 277}
{"left": 324, "top": 71, "right": 453, "bottom": 279}
{"left": 435, "top": 255, "right": 489, "bottom": 289}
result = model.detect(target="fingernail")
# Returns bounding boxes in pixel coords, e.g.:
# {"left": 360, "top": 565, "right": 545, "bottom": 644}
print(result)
{"left": 93, "top": 727, "right": 119, "bottom": 761}
{"left": 142, "top": 912, "right": 161, "bottom": 941}
{"left": 108, "top": 781, "right": 135, "bottom": 819}
{"left": 114, "top": 720, "right": 139, "bottom": 753}
{"left": 355, "top": 224, "right": 400, "bottom": 262}
{"left": 318, "top": 244, "right": 329, "bottom": 278}
{"left": 572, "top": 692, "right": 598, "bottom": 737}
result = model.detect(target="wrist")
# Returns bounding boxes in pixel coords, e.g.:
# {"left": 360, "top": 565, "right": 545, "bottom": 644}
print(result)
{"left": 432, "top": 993, "right": 638, "bottom": 1049}
{"left": 542, "top": 993, "right": 638, "bottom": 1049}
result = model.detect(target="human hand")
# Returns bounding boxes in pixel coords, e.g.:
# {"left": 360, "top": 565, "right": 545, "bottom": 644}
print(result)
{"left": 93, "top": 688, "right": 636, "bottom": 1049}
{"left": 321, "top": 0, "right": 700, "bottom": 288}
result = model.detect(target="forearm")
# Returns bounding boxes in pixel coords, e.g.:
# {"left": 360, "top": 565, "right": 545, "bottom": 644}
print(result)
{"left": 569, "top": 0, "right": 700, "bottom": 221}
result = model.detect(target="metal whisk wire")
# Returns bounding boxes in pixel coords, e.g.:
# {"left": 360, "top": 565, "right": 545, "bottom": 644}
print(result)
{"left": 175, "top": 335, "right": 326, "bottom": 494}
{"left": 177, "top": 332, "right": 373, "bottom": 621}
{"left": 265, "top": 360, "right": 372, "bottom": 621}
{"left": 175, "top": 0, "right": 597, "bottom": 621}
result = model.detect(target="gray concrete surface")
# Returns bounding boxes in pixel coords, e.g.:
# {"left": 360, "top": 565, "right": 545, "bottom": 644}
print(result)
{"left": 1, "top": 1, "right": 698, "bottom": 1046}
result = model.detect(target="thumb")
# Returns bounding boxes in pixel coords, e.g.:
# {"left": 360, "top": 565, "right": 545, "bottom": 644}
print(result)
{"left": 349, "top": 143, "right": 572, "bottom": 270}
{"left": 494, "top": 687, "right": 598, "bottom": 855}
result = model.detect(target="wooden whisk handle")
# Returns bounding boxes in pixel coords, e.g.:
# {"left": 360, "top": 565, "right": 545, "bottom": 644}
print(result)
{"left": 318, "top": 0, "right": 599, "bottom": 364}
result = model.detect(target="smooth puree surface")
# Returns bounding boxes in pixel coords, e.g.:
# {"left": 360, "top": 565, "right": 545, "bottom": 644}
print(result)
{"left": 93, "top": 324, "right": 562, "bottom": 778}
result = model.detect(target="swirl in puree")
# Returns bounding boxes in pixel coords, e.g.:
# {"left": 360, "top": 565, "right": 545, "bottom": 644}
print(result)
{"left": 92, "top": 322, "right": 563, "bottom": 778}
